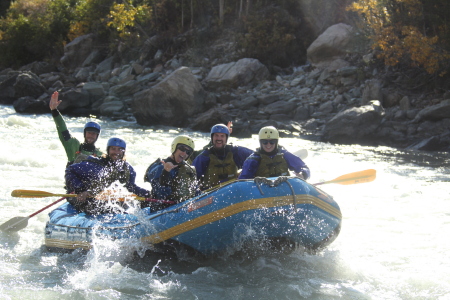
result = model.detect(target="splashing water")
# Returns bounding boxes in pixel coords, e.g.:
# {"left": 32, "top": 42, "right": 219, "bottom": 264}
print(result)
{"left": 1, "top": 104, "right": 450, "bottom": 299}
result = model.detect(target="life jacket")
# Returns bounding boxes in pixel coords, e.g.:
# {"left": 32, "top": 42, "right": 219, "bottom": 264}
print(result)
{"left": 255, "top": 148, "right": 290, "bottom": 177}
{"left": 203, "top": 145, "right": 238, "bottom": 189}
{"left": 144, "top": 158, "right": 160, "bottom": 182}
{"left": 68, "top": 143, "right": 98, "bottom": 166}
{"left": 87, "top": 157, "right": 131, "bottom": 194}
{"left": 169, "top": 164, "right": 197, "bottom": 202}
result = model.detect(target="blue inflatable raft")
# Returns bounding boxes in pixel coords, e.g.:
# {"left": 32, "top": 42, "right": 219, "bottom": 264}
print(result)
{"left": 44, "top": 176, "right": 342, "bottom": 255}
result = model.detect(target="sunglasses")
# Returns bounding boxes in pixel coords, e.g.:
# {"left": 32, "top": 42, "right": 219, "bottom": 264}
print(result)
{"left": 261, "top": 140, "right": 276, "bottom": 145}
{"left": 177, "top": 145, "right": 193, "bottom": 155}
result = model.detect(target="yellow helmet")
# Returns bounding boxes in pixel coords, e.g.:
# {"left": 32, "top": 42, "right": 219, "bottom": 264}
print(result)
{"left": 171, "top": 135, "right": 195, "bottom": 153}
{"left": 258, "top": 126, "right": 279, "bottom": 140}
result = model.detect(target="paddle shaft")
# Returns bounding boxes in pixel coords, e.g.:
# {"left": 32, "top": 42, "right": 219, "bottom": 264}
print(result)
{"left": 11, "top": 189, "right": 176, "bottom": 204}
{"left": 0, "top": 197, "right": 66, "bottom": 232}
{"left": 313, "top": 169, "right": 376, "bottom": 186}
{"left": 28, "top": 197, "right": 66, "bottom": 218}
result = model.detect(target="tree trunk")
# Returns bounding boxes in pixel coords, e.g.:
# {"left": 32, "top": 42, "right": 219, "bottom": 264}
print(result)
{"left": 182, "top": 0, "right": 184, "bottom": 30}
{"left": 219, "top": 0, "right": 224, "bottom": 25}
{"left": 239, "top": 0, "right": 243, "bottom": 18}
{"left": 190, "top": 0, "right": 194, "bottom": 29}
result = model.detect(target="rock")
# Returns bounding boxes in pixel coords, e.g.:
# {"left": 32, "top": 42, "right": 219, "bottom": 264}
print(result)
{"left": 262, "top": 101, "right": 297, "bottom": 116}
{"left": 100, "top": 100, "right": 125, "bottom": 116}
{"left": 323, "top": 100, "right": 385, "bottom": 144}
{"left": 19, "top": 61, "right": 58, "bottom": 75}
{"left": 257, "top": 94, "right": 281, "bottom": 105}
{"left": 132, "top": 67, "right": 206, "bottom": 127}
{"left": 189, "top": 107, "right": 231, "bottom": 132}
{"left": 82, "top": 82, "right": 105, "bottom": 102}
{"left": 61, "top": 34, "right": 96, "bottom": 72}
{"left": 13, "top": 72, "right": 46, "bottom": 99}
{"left": 362, "top": 79, "right": 383, "bottom": 105}
{"left": 0, "top": 74, "right": 19, "bottom": 104}
{"left": 413, "top": 99, "right": 450, "bottom": 122}
{"left": 58, "top": 88, "right": 90, "bottom": 111}
{"left": 406, "top": 136, "right": 445, "bottom": 151}
{"left": 13, "top": 96, "right": 48, "bottom": 114}
{"left": 110, "top": 80, "right": 140, "bottom": 97}
{"left": 235, "top": 96, "right": 258, "bottom": 110}
{"left": 306, "top": 23, "right": 355, "bottom": 65}
{"left": 203, "top": 58, "right": 270, "bottom": 90}
{"left": 82, "top": 50, "right": 104, "bottom": 67}
{"left": 95, "top": 57, "right": 115, "bottom": 75}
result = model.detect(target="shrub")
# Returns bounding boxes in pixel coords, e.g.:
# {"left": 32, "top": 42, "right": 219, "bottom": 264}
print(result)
{"left": 348, "top": 0, "right": 450, "bottom": 75}
{"left": 0, "top": 0, "right": 74, "bottom": 67}
{"left": 237, "top": 6, "right": 302, "bottom": 68}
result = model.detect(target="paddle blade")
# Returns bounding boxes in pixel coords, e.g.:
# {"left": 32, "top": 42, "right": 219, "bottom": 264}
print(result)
{"left": 0, "top": 217, "right": 29, "bottom": 232}
{"left": 314, "top": 169, "right": 376, "bottom": 186}
{"left": 293, "top": 149, "right": 308, "bottom": 160}
{"left": 11, "top": 190, "right": 74, "bottom": 198}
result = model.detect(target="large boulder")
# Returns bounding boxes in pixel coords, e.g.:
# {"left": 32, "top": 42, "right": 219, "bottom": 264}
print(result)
{"left": 132, "top": 67, "right": 206, "bottom": 127}
{"left": 307, "top": 23, "right": 355, "bottom": 66}
{"left": 60, "top": 34, "right": 96, "bottom": 72}
{"left": 323, "top": 100, "right": 385, "bottom": 144}
{"left": 0, "top": 73, "right": 19, "bottom": 104}
{"left": 413, "top": 99, "right": 450, "bottom": 122}
{"left": 202, "top": 58, "right": 270, "bottom": 90}
{"left": 13, "top": 72, "right": 47, "bottom": 99}
{"left": 13, "top": 96, "right": 48, "bottom": 114}
{"left": 57, "top": 88, "right": 91, "bottom": 111}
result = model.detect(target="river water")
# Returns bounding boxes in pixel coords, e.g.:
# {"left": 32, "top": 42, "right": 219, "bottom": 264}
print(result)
{"left": 0, "top": 104, "right": 449, "bottom": 300}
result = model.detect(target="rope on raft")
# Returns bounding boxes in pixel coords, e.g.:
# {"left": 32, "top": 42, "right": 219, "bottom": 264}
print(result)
{"left": 253, "top": 176, "right": 298, "bottom": 211}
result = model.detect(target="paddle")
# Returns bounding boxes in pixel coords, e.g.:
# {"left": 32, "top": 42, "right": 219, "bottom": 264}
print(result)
{"left": 313, "top": 169, "right": 376, "bottom": 186}
{"left": 11, "top": 190, "right": 75, "bottom": 198}
{"left": 10, "top": 189, "right": 175, "bottom": 204}
{"left": 0, "top": 197, "right": 66, "bottom": 233}
{"left": 293, "top": 149, "right": 308, "bottom": 160}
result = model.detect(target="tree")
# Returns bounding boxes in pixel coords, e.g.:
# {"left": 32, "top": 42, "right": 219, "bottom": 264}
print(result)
{"left": 348, "top": 0, "right": 450, "bottom": 75}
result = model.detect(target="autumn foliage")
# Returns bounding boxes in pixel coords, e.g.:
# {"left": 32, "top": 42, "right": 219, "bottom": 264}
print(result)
{"left": 348, "top": 0, "right": 450, "bottom": 75}
{"left": 0, "top": 0, "right": 449, "bottom": 76}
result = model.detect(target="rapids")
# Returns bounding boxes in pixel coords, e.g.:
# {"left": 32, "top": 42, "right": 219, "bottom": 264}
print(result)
{"left": 1, "top": 104, "right": 449, "bottom": 299}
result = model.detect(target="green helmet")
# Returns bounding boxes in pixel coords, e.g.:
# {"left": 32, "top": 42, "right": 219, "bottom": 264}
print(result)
{"left": 259, "top": 126, "right": 279, "bottom": 140}
{"left": 171, "top": 135, "right": 195, "bottom": 153}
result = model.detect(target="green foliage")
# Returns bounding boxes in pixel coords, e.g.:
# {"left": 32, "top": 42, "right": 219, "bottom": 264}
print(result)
{"left": 107, "top": 2, "right": 152, "bottom": 39}
{"left": 68, "top": 0, "right": 115, "bottom": 40}
{"left": 237, "top": 5, "right": 302, "bottom": 67}
{"left": 0, "top": 0, "right": 75, "bottom": 67}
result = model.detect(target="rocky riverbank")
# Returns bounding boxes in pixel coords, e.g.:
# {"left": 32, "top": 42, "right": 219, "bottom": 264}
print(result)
{"left": 1, "top": 24, "right": 449, "bottom": 152}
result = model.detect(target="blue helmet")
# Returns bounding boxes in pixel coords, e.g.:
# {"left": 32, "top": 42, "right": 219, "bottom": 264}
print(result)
{"left": 107, "top": 137, "right": 126, "bottom": 149}
{"left": 210, "top": 124, "right": 229, "bottom": 140}
{"left": 84, "top": 121, "right": 101, "bottom": 135}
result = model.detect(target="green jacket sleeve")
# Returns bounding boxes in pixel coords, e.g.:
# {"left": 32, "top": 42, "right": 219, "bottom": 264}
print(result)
{"left": 52, "top": 110, "right": 81, "bottom": 162}
{"left": 52, "top": 110, "right": 103, "bottom": 163}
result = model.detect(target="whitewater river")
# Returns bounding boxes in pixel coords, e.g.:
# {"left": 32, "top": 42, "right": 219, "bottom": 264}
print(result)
{"left": 0, "top": 104, "right": 449, "bottom": 299}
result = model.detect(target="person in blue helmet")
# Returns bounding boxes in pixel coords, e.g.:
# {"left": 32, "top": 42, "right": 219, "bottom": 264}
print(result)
{"left": 239, "top": 126, "right": 310, "bottom": 180}
{"left": 144, "top": 135, "right": 200, "bottom": 211}
{"left": 189, "top": 121, "right": 233, "bottom": 163}
{"left": 192, "top": 123, "right": 253, "bottom": 190}
{"left": 50, "top": 91, "right": 103, "bottom": 166}
{"left": 65, "top": 137, "right": 152, "bottom": 215}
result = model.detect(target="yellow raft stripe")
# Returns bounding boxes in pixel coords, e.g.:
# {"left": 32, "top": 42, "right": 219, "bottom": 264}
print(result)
{"left": 44, "top": 194, "right": 341, "bottom": 250}
{"left": 141, "top": 194, "right": 341, "bottom": 244}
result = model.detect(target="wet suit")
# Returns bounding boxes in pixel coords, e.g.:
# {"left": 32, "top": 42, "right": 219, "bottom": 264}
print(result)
{"left": 65, "top": 156, "right": 151, "bottom": 214}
